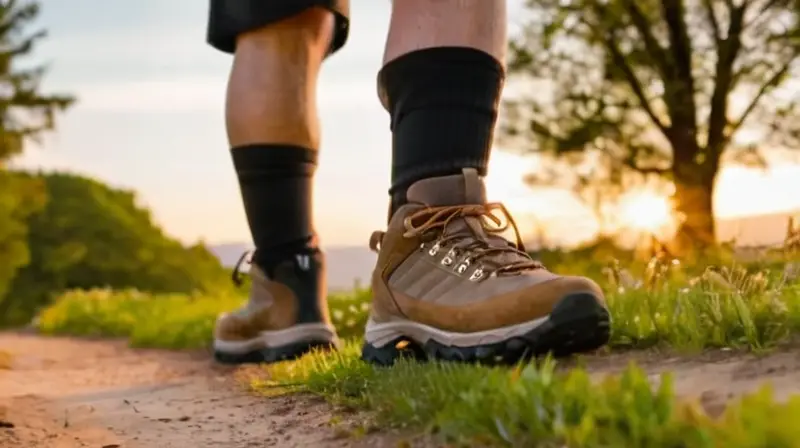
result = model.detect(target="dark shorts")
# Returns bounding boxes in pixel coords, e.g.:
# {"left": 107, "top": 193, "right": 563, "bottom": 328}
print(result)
{"left": 207, "top": 0, "right": 350, "bottom": 55}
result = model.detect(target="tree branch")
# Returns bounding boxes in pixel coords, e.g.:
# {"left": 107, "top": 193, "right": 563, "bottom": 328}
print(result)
{"left": 662, "top": 0, "right": 693, "bottom": 79}
{"left": 661, "top": 0, "right": 698, "bottom": 129}
{"left": 602, "top": 36, "right": 670, "bottom": 135}
{"left": 578, "top": 8, "right": 671, "bottom": 135}
{"left": 706, "top": 4, "right": 746, "bottom": 155}
{"left": 619, "top": 142, "right": 672, "bottom": 176}
{"left": 729, "top": 59, "right": 793, "bottom": 134}
{"left": 630, "top": 165, "right": 670, "bottom": 176}
{"left": 756, "top": 0, "right": 789, "bottom": 14}
{"left": 701, "top": 0, "right": 722, "bottom": 49}
{"left": 621, "top": 0, "right": 673, "bottom": 78}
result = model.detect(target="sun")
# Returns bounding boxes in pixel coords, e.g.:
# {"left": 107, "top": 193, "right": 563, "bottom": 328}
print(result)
{"left": 619, "top": 191, "right": 674, "bottom": 233}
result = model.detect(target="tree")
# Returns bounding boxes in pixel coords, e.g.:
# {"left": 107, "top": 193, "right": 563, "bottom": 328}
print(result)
{"left": 502, "top": 0, "right": 800, "bottom": 252}
{"left": 1, "top": 172, "right": 232, "bottom": 326}
{"left": 0, "top": 0, "right": 74, "bottom": 162}
{"left": 0, "top": 171, "right": 44, "bottom": 301}
{"left": 0, "top": 0, "right": 73, "bottom": 306}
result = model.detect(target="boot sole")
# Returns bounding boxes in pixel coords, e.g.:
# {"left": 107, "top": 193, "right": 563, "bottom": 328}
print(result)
{"left": 361, "top": 292, "right": 611, "bottom": 366}
{"left": 214, "top": 339, "right": 337, "bottom": 365}
{"left": 213, "top": 323, "right": 338, "bottom": 365}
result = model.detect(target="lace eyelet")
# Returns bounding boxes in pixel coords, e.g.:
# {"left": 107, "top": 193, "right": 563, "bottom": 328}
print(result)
{"left": 454, "top": 258, "right": 472, "bottom": 275}
{"left": 441, "top": 249, "right": 458, "bottom": 266}
{"left": 469, "top": 266, "right": 485, "bottom": 281}
{"left": 428, "top": 242, "right": 441, "bottom": 256}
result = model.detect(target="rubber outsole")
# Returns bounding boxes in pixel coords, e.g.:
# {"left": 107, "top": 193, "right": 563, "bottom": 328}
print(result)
{"left": 214, "top": 339, "right": 336, "bottom": 365}
{"left": 361, "top": 292, "right": 611, "bottom": 366}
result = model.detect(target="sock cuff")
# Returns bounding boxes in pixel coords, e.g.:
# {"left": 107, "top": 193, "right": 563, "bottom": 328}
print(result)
{"left": 377, "top": 47, "right": 506, "bottom": 129}
{"left": 252, "top": 237, "right": 320, "bottom": 270}
{"left": 377, "top": 47, "right": 504, "bottom": 114}
{"left": 379, "top": 47, "right": 505, "bottom": 87}
{"left": 231, "top": 144, "right": 317, "bottom": 178}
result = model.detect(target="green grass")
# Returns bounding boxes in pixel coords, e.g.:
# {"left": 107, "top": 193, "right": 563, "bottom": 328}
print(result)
{"left": 38, "top": 259, "right": 800, "bottom": 351}
{"left": 34, "top": 256, "right": 800, "bottom": 446}
{"left": 36, "top": 287, "right": 373, "bottom": 348}
{"left": 255, "top": 343, "right": 800, "bottom": 447}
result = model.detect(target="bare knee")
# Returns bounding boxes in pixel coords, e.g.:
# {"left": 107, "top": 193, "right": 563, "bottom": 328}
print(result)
{"left": 235, "top": 7, "right": 335, "bottom": 56}
{"left": 385, "top": 0, "right": 507, "bottom": 63}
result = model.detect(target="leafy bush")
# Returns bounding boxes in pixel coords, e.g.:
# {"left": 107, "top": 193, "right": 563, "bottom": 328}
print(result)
{"left": 1, "top": 171, "right": 232, "bottom": 326}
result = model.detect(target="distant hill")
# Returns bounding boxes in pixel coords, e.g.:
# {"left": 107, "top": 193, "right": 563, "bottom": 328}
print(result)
{"left": 209, "top": 209, "right": 798, "bottom": 290}
{"left": 209, "top": 243, "right": 376, "bottom": 292}
{"left": 717, "top": 209, "right": 798, "bottom": 247}
{"left": 210, "top": 243, "right": 254, "bottom": 268}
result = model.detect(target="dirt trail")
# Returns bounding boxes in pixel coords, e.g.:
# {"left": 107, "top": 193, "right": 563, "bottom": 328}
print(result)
{"left": 579, "top": 346, "right": 800, "bottom": 415}
{"left": 0, "top": 333, "right": 411, "bottom": 448}
{"left": 1, "top": 333, "right": 800, "bottom": 448}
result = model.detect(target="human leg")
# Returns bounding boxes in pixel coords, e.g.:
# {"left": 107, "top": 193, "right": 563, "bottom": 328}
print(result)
{"left": 381, "top": 0, "right": 506, "bottom": 215}
{"left": 207, "top": 0, "right": 349, "bottom": 365}
{"left": 363, "top": 0, "right": 611, "bottom": 365}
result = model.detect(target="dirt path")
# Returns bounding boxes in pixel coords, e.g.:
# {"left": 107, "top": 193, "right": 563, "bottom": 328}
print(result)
{"left": 579, "top": 346, "right": 800, "bottom": 416}
{"left": 0, "top": 333, "right": 412, "bottom": 448}
{"left": 1, "top": 333, "right": 799, "bottom": 448}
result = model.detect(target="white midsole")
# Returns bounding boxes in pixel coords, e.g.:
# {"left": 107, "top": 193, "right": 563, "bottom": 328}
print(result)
{"left": 213, "top": 323, "right": 337, "bottom": 354}
{"left": 364, "top": 316, "right": 549, "bottom": 348}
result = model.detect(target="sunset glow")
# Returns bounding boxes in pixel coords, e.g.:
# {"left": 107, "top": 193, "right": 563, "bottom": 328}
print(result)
{"left": 618, "top": 191, "right": 675, "bottom": 235}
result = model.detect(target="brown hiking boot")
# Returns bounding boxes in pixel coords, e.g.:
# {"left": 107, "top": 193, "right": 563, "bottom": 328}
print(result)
{"left": 213, "top": 249, "right": 339, "bottom": 364}
{"left": 362, "top": 168, "right": 610, "bottom": 365}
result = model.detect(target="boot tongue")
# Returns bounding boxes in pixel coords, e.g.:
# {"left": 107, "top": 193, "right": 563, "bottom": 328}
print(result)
{"left": 406, "top": 168, "right": 487, "bottom": 206}
{"left": 406, "top": 168, "right": 493, "bottom": 243}
{"left": 403, "top": 169, "right": 533, "bottom": 271}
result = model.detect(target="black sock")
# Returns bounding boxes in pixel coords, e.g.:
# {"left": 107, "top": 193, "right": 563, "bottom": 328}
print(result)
{"left": 231, "top": 145, "right": 317, "bottom": 269}
{"left": 379, "top": 47, "right": 505, "bottom": 216}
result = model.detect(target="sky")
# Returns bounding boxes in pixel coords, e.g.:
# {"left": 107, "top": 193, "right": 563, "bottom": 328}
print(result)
{"left": 10, "top": 0, "right": 800, "bottom": 248}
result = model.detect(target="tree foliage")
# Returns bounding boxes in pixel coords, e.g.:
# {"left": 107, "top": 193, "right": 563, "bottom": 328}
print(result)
{"left": 0, "top": 171, "right": 44, "bottom": 300}
{"left": 503, "top": 0, "right": 800, "bottom": 250}
{"left": 0, "top": 172, "right": 232, "bottom": 326}
{"left": 0, "top": 0, "right": 73, "bottom": 310}
{"left": 0, "top": 0, "right": 74, "bottom": 162}
{"left": 0, "top": 2, "right": 232, "bottom": 326}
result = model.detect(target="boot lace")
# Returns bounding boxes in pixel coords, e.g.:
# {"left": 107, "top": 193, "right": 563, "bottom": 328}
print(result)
{"left": 231, "top": 251, "right": 253, "bottom": 287}
{"left": 370, "top": 203, "right": 545, "bottom": 279}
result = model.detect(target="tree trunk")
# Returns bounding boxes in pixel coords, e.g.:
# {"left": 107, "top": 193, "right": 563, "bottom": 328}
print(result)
{"left": 671, "top": 172, "right": 717, "bottom": 254}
